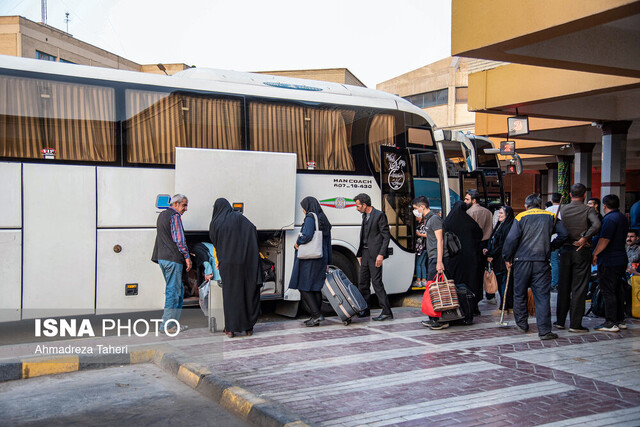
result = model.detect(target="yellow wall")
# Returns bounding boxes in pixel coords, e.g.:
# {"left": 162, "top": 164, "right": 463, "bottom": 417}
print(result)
{"left": 468, "top": 64, "right": 640, "bottom": 113}
{"left": 452, "top": 0, "right": 637, "bottom": 56}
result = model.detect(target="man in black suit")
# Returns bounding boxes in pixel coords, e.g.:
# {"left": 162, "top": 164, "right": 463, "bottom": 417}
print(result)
{"left": 354, "top": 193, "right": 393, "bottom": 321}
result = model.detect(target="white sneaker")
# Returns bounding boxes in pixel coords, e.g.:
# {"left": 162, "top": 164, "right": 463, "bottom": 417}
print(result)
{"left": 618, "top": 321, "right": 628, "bottom": 330}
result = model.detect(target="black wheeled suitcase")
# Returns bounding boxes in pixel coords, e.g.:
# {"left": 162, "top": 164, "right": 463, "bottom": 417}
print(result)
{"left": 323, "top": 268, "right": 368, "bottom": 325}
{"left": 453, "top": 283, "right": 475, "bottom": 325}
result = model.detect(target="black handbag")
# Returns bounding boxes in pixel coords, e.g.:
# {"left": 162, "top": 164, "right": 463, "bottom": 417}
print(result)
{"left": 259, "top": 255, "right": 276, "bottom": 283}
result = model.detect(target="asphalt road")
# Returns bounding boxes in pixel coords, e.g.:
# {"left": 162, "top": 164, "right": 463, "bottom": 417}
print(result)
{"left": 0, "top": 363, "right": 249, "bottom": 426}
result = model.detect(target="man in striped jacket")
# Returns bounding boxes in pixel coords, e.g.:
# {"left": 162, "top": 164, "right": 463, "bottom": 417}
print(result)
{"left": 152, "top": 194, "right": 192, "bottom": 333}
{"left": 503, "top": 194, "right": 569, "bottom": 340}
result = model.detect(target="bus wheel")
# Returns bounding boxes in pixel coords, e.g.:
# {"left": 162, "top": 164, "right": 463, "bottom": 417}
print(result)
{"left": 329, "top": 251, "right": 358, "bottom": 285}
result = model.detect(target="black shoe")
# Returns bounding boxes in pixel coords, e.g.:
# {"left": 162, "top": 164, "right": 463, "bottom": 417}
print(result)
{"left": 304, "top": 315, "right": 324, "bottom": 327}
{"left": 358, "top": 309, "right": 370, "bottom": 318}
{"left": 372, "top": 314, "right": 393, "bottom": 321}
{"left": 569, "top": 327, "right": 589, "bottom": 333}
{"left": 428, "top": 321, "right": 450, "bottom": 330}
{"left": 473, "top": 308, "right": 481, "bottom": 316}
{"left": 514, "top": 325, "right": 529, "bottom": 333}
{"left": 540, "top": 332, "right": 558, "bottom": 340}
{"left": 553, "top": 322, "right": 565, "bottom": 330}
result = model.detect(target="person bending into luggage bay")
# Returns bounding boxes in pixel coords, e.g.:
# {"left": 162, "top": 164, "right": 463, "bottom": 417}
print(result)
{"left": 413, "top": 196, "right": 450, "bottom": 330}
{"left": 503, "top": 193, "right": 569, "bottom": 340}
{"left": 289, "top": 196, "right": 332, "bottom": 327}
{"left": 354, "top": 193, "right": 393, "bottom": 321}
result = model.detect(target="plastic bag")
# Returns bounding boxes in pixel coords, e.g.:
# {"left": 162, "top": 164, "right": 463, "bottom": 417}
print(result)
{"left": 198, "top": 280, "right": 210, "bottom": 317}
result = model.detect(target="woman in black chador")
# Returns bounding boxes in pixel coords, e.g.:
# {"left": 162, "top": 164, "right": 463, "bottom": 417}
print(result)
{"left": 444, "top": 200, "right": 483, "bottom": 313}
{"left": 209, "top": 198, "right": 261, "bottom": 338}
{"left": 484, "top": 206, "right": 515, "bottom": 311}
{"left": 289, "top": 196, "right": 332, "bottom": 327}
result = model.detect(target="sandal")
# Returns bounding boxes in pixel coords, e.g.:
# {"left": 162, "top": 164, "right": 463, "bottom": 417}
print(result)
{"left": 245, "top": 328, "right": 253, "bottom": 336}
{"left": 224, "top": 329, "right": 235, "bottom": 338}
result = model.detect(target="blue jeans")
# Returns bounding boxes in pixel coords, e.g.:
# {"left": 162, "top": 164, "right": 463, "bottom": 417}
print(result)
{"left": 159, "top": 260, "right": 184, "bottom": 330}
{"left": 550, "top": 249, "right": 560, "bottom": 287}
{"left": 415, "top": 252, "right": 428, "bottom": 280}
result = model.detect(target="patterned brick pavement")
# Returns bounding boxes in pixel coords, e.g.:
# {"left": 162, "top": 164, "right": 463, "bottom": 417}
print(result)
{"left": 167, "top": 300, "right": 640, "bottom": 426}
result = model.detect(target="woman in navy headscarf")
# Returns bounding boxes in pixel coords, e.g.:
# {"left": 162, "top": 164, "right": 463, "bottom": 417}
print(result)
{"left": 289, "top": 196, "right": 332, "bottom": 327}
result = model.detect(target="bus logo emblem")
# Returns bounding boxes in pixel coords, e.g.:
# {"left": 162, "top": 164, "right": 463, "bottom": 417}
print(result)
{"left": 386, "top": 153, "right": 406, "bottom": 191}
{"left": 320, "top": 197, "right": 356, "bottom": 209}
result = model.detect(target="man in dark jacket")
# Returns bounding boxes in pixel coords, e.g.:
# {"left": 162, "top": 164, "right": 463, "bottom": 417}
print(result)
{"left": 554, "top": 183, "right": 601, "bottom": 333}
{"left": 152, "top": 194, "right": 192, "bottom": 333}
{"left": 592, "top": 194, "right": 629, "bottom": 332}
{"left": 503, "top": 193, "right": 569, "bottom": 340}
{"left": 355, "top": 193, "right": 392, "bottom": 321}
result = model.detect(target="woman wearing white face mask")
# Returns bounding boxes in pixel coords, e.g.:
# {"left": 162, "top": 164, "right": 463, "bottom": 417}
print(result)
{"left": 414, "top": 204, "right": 428, "bottom": 287}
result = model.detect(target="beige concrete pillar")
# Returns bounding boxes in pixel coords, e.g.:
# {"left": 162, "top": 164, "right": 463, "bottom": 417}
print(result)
{"left": 546, "top": 163, "right": 559, "bottom": 201}
{"left": 573, "top": 143, "right": 595, "bottom": 201}
{"left": 540, "top": 170, "right": 549, "bottom": 202}
{"left": 600, "top": 121, "right": 631, "bottom": 212}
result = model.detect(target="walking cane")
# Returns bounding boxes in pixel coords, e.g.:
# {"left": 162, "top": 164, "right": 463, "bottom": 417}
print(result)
{"left": 497, "top": 266, "right": 512, "bottom": 327}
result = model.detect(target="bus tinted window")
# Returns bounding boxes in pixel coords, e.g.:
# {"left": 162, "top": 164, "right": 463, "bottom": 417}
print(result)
{"left": 472, "top": 138, "right": 499, "bottom": 168}
{"left": 368, "top": 112, "right": 404, "bottom": 173}
{"left": 441, "top": 140, "right": 467, "bottom": 177}
{"left": 0, "top": 74, "right": 115, "bottom": 162}
{"left": 248, "top": 102, "right": 355, "bottom": 171}
{"left": 125, "top": 90, "right": 242, "bottom": 164}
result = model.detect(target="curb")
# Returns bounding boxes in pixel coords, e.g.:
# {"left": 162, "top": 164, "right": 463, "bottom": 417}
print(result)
{"left": 0, "top": 343, "right": 312, "bottom": 427}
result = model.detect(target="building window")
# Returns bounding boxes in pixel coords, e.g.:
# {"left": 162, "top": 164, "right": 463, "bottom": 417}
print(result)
{"left": 36, "top": 50, "right": 56, "bottom": 61}
{"left": 455, "top": 87, "right": 468, "bottom": 103}
{"left": 404, "top": 88, "right": 448, "bottom": 108}
{"left": 60, "top": 59, "right": 75, "bottom": 64}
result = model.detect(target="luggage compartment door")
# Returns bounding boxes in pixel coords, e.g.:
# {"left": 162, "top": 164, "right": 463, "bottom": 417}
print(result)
{"left": 175, "top": 148, "right": 297, "bottom": 231}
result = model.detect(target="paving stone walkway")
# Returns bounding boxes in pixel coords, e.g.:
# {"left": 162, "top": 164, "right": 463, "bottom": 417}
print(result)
{"left": 170, "top": 304, "right": 640, "bottom": 426}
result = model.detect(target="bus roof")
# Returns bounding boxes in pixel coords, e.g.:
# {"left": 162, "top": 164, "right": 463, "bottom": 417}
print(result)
{"left": 0, "top": 54, "right": 435, "bottom": 127}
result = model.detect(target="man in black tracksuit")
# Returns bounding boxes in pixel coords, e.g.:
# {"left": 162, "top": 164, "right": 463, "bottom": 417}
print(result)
{"left": 503, "top": 194, "right": 569, "bottom": 340}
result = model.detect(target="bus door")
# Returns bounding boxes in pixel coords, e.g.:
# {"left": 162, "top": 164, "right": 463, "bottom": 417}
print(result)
{"left": 458, "top": 168, "right": 506, "bottom": 212}
{"left": 379, "top": 146, "right": 415, "bottom": 254}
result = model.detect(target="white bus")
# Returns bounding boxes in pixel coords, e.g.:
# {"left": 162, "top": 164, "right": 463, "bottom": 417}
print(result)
{"left": 0, "top": 55, "right": 487, "bottom": 322}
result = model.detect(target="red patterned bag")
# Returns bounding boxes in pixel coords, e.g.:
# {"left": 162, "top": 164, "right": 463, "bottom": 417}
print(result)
{"left": 421, "top": 280, "right": 442, "bottom": 318}
{"left": 428, "top": 273, "right": 459, "bottom": 312}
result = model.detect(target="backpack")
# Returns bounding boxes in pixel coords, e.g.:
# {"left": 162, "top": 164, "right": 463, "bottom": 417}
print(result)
{"left": 586, "top": 284, "right": 605, "bottom": 318}
{"left": 445, "top": 231, "right": 462, "bottom": 256}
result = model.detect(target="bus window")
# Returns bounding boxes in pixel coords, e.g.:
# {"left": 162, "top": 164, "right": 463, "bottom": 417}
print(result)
{"left": 472, "top": 138, "right": 499, "bottom": 168}
{"left": 125, "top": 90, "right": 242, "bottom": 164}
{"left": 248, "top": 102, "right": 355, "bottom": 171}
{"left": 368, "top": 112, "right": 404, "bottom": 172}
{"left": 0, "top": 74, "right": 115, "bottom": 162}
{"left": 440, "top": 140, "right": 467, "bottom": 177}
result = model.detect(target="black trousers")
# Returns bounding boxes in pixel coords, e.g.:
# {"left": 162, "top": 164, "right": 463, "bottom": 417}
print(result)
{"left": 598, "top": 264, "right": 626, "bottom": 324}
{"left": 513, "top": 261, "right": 552, "bottom": 336}
{"left": 556, "top": 246, "right": 591, "bottom": 328}
{"left": 300, "top": 290, "right": 322, "bottom": 318}
{"left": 358, "top": 248, "right": 392, "bottom": 315}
